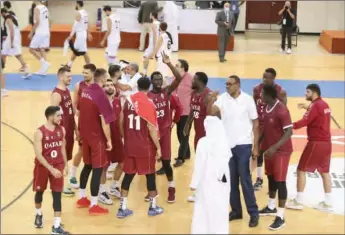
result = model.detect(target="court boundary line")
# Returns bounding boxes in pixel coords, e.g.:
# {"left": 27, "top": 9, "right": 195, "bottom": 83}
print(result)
{"left": 1, "top": 122, "right": 33, "bottom": 213}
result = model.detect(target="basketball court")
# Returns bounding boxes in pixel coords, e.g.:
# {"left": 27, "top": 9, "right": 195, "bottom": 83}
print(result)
{"left": 1, "top": 35, "right": 344, "bottom": 234}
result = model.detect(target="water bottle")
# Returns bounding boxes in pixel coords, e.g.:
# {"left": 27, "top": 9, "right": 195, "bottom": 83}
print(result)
{"left": 96, "top": 8, "right": 102, "bottom": 31}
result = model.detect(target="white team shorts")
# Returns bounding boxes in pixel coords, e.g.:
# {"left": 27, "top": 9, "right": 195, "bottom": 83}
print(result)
{"left": 29, "top": 33, "right": 50, "bottom": 49}
{"left": 143, "top": 44, "right": 154, "bottom": 58}
{"left": 1, "top": 38, "right": 22, "bottom": 56}
{"left": 74, "top": 31, "right": 87, "bottom": 52}
{"left": 106, "top": 41, "right": 120, "bottom": 57}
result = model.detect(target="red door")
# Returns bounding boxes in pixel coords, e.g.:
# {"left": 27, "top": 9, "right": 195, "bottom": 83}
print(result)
{"left": 246, "top": 1, "right": 297, "bottom": 29}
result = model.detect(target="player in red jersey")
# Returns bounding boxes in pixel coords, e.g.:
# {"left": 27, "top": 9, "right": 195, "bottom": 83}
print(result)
{"left": 76, "top": 68, "right": 115, "bottom": 215}
{"left": 33, "top": 106, "right": 69, "bottom": 235}
{"left": 286, "top": 84, "right": 333, "bottom": 212}
{"left": 148, "top": 54, "right": 183, "bottom": 203}
{"left": 252, "top": 68, "right": 287, "bottom": 191}
{"left": 95, "top": 78, "right": 125, "bottom": 205}
{"left": 176, "top": 72, "right": 211, "bottom": 167}
{"left": 118, "top": 76, "right": 163, "bottom": 218}
{"left": 68, "top": 63, "right": 96, "bottom": 189}
{"left": 50, "top": 66, "right": 77, "bottom": 197}
{"left": 258, "top": 84, "right": 293, "bottom": 231}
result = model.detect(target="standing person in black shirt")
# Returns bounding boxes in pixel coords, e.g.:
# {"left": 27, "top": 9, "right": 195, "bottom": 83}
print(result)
{"left": 278, "top": 1, "right": 295, "bottom": 54}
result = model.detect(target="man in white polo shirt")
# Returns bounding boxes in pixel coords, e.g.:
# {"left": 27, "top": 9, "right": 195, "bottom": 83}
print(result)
{"left": 207, "top": 75, "right": 260, "bottom": 228}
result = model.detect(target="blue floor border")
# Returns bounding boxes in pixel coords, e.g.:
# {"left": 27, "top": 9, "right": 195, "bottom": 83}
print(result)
{"left": 4, "top": 73, "right": 345, "bottom": 98}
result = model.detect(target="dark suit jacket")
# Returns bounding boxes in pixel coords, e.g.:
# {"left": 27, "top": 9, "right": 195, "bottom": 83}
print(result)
{"left": 138, "top": 1, "right": 159, "bottom": 23}
{"left": 215, "top": 9, "right": 235, "bottom": 35}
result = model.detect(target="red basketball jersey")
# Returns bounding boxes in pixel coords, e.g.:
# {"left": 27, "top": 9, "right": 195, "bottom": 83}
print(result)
{"left": 35, "top": 125, "right": 65, "bottom": 166}
{"left": 261, "top": 101, "right": 293, "bottom": 154}
{"left": 52, "top": 87, "right": 75, "bottom": 135}
{"left": 148, "top": 90, "right": 172, "bottom": 135}
{"left": 123, "top": 99, "right": 156, "bottom": 158}
{"left": 191, "top": 88, "right": 211, "bottom": 137}
{"left": 110, "top": 97, "right": 122, "bottom": 137}
{"left": 77, "top": 81, "right": 90, "bottom": 110}
{"left": 253, "top": 83, "right": 283, "bottom": 128}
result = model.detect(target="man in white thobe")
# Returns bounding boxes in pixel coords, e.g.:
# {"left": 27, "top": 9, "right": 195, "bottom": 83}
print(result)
{"left": 190, "top": 116, "right": 231, "bottom": 234}
{"left": 163, "top": 1, "right": 179, "bottom": 52}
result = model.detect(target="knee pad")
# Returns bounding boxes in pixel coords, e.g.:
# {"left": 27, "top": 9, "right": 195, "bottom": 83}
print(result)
{"left": 35, "top": 191, "right": 44, "bottom": 204}
{"left": 146, "top": 173, "right": 156, "bottom": 191}
{"left": 277, "top": 181, "right": 287, "bottom": 200}
{"left": 52, "top": 191, "right": 62, "bottom": 212}
{"left": 257, "top": 153, "right": 264, "bottom": 167}
{"left": 121, "top": 173, "right": 135, "bottom": 191}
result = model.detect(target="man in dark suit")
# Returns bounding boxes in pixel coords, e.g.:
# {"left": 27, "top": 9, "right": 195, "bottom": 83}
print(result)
{"left": 137, "top": 0, "right": 161, "bottom": 51}
{"left": 215, "top": 2, "right": 235, "bottom": 62}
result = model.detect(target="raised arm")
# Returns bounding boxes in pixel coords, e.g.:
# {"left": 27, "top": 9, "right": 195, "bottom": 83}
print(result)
{"left": 206, "top": 92, "right": 221, "bottom": 116}
{"left": 164, "top": 56, "right": 183, "bottom": 95}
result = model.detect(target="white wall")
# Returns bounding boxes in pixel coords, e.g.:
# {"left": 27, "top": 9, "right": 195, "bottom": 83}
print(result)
{"left": 297, "top": 1, "right": 345, "bottom": 33}
{"left": 9, "top": 0, "right": 344, "bottom": 33}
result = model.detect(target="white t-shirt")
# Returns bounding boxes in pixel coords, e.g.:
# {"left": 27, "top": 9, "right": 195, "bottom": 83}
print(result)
{"left": 214, "top": 91, "right": 258, "bottom": 148}
{"left": 120, "top": 72, "right": 141, "bottom": 97}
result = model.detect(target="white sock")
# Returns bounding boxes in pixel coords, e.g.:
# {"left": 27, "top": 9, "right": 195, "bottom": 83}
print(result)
{"left": 296, "top": 192, "right": 304, "bottom": 203}
{"left": 268, "top": 198, "right": 276, "bottom": 210}
{"left": 99, "top": 184, "right": 106, "bottom": 193}
{"left": 325, "top": 193, "right": 332, "bottom": 205}
{"left": 67, "top": 61, "right": 72, "bottom": 67}
{"left": 39, "top": 58, "right": 45, "bottom": 64}
{"left": 36, "top": 208, "right": 42, "bottom": 215}
{"left": 90, "top": 196, "right": 98, "bottom": 207}
{"left": 257, "top": 167, "right": 263, "bottom": 178}
{"left": 168, "top": 181, "right": 175, "bottom": 188}
{"left": 120, "top": 197, "right": 127, "bottom": 210}
{"left": 277, "top": 207, "right": 285, "bottom": 219}
{"left": 53, "top": 217, "right": 61, "bottom": 229}
{"left": 112, "top": 180, "right": 120, "bottom": 188}
{"left": 79, "top": 188, "right": 86, "bottom": 199}
{"left": 149, "top": 196, "right": 157, "bottom": 208}
{"left": 70, "top": 166, "right": 77, "bottom": 178}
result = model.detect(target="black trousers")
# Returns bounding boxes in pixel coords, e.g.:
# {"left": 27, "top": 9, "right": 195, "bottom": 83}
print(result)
{"left": 176, "top": 115, "right": 191, "bottom": 160}
{"left": 281, "top": 26, "right": 293, "bottom": 50}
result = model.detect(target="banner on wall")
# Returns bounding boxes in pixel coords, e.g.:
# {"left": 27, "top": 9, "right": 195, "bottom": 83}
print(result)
{"left": 287, "top": 157, "right": 345, "bottom": 215}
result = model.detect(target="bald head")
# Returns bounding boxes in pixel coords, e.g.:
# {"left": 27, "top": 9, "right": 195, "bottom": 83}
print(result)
{"left": 224, "top": 2, "right": 230, "bottom": 8}
{"left": 285, "top": 1, "right": 291, "bottom": 7}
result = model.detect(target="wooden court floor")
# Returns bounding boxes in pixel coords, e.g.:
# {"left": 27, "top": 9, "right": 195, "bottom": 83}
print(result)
{"left": 1, "top": 37, "right": 345, "bottom": 234}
